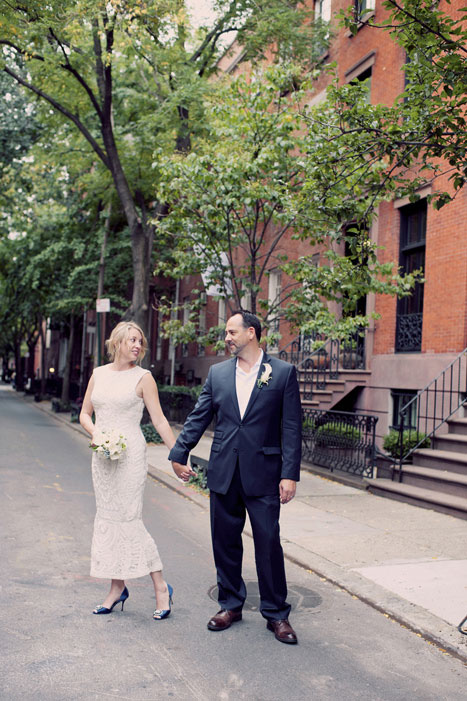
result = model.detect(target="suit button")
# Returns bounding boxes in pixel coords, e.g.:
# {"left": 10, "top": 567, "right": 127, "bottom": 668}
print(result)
{"left": 233, "top": 448, "right": 238, "bottom": 453}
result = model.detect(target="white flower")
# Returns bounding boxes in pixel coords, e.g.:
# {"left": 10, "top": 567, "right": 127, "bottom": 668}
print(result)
{"left": 91, "top": 428, "right": 127, "bottom": 460}
{"left": 258, "top": 362, "right": 273, "bottom": 388}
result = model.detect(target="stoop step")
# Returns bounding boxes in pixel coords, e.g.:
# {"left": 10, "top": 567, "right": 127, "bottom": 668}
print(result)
{"left": 399, "top": 465, "right": 467, "bottom": 499}
{"left": 365, "top": 478, "right": 467, "bottom": 520}
{"left": 413, "top": 448, "right": 467, "bottom": 475}
{"left": 446, "top": 418, "right": 467, "bottom": 436}
{"left": 433, "top": 433, "right": 467, "bottom": 453}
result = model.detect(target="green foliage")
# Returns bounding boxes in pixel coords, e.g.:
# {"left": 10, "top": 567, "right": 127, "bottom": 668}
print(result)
{"left": 140, "top": 423, "right": 163, "bottom": 444}
{"left": 0, "top": 0, "right": 323, "bottom": 333}
{"left": 0, "top": 68, "right": 40, "bottom": 191}
{"left": 156, "top": 65, "right": 421, "bottom": 345}
{"left": 383, "top": 429, "right": 431, "bottom": 459}
{"left": 188, "top": 456, "right": 209, "bottom": 492}
{"left": 157, "top": 384, "right": 203, "bottom": 400}
{"left": 314, "top": 423, "right": 361, "bottom": 445}
{"left": 188, "top": 471, "right": 209, "bottom": 493}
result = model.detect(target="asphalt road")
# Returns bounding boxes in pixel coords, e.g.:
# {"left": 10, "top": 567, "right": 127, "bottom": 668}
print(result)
{"left": 1, "top": 385, "right": 466, "bottom": 700}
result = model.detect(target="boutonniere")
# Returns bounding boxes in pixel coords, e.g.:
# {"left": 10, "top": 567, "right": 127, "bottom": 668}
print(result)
{"left": 257, "top": 362, "right": 272, "bottom": 388}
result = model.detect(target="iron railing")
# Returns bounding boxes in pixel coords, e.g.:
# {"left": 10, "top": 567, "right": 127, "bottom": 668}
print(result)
{"left": 302, "top": 408, "right": 378, "bottom": 478}
{"left": 296, "top": 332, "right": 366, "bottom": 400}
{"left": 396, "top": 347, "right": 467, "bottom": 480}
{"left": 278, "top": 331, "right": 323, "bottom": 366}
{"left": 395, "top": 312, "right": 423, "bottom": 353}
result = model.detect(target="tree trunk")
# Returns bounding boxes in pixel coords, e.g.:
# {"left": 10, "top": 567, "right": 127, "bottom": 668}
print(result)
{"left": 26, "top": 339, "right": 37, "bottom": 387}
{"left": 61, "top": 314, "right": 75, "bottom": 405}
{"left": 128, "top": 220, "right": 152, "bottom": 335}
{"left": 100, "top": 129, "right": 152, "bottom": 339}
{"left": 39, "top": 322, "right": 47, "bottom": 397}
{"left": 14, "top": 340, "right": 24, "bottom": 392}
{"left": 97, "top": 205, "right": 110, "bottom": 299}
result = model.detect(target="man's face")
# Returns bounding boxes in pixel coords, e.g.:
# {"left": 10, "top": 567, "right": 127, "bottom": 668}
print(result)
{"left": 225, "top": 314, "right": 254, "bottom": 356}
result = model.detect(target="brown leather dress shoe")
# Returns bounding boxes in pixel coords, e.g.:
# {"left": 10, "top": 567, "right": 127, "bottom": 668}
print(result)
{"left": 207, "top": 609, "right": 242, "bottom": 631}
{"left": 267, "top": 619, "right": 298, "bottom": 644}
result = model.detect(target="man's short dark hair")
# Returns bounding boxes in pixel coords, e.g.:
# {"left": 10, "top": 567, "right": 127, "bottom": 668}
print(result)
{"left": 230, "top": 309, "right": 262, "bottom": 342}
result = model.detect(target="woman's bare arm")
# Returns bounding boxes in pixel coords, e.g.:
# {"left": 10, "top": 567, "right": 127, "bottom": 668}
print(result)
{"left": 138, "top": 373, "right": 195, "bottom": 480}
{"left": 79, "top": 375, "right": 95, "bottom": 437}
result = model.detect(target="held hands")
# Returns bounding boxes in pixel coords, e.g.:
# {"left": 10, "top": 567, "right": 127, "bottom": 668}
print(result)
{"left": 172, "top": 461, "right": 196, "bottom": 482}
{"left": 279, "top": 479, "right": 296, "bottom": 504}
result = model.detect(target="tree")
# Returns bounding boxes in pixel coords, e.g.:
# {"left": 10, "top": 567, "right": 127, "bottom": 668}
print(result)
{"left": 0, "top": 0, "right": 320, "bottom": 338}
{"left": 0, "top": 141, "right": 133, "bottom": 398}
{"left": 0, "top": 69, "right": 39, "bottom": 188}
{"left": 156, "top": 66, "right": 420, "bottom": 347}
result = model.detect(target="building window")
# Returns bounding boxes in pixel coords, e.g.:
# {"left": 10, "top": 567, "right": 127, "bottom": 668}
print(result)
{"left": 391, "top": 389, "right": 417, "bottom": 430}
{"left": 182, "top": 297, "right": 190, "bottom": 357}
{"left": 395, "top": 200, "right": 426, "bottom": 353}
{"left": 87, "top": 326, "right": 95, "bottom": 356}
{"left": 217, "top": 298, "right": 226, "bottom": 355}
{"left": 241, "top": 285, "right": 252, "bottom": 312}
{"left": 268, "top": 270, "right": 282, "bottom": 352}
{"left": 345, "top": 51, "right": 375, "bottom": 103}
{"left": 356, "top": 65, "right": 371, "bottom": 95}
{"left": 315, "top": 0, "right": 331, "bottom": 23}
{"left": 344, "top": 225, "right": 368, "bottom": 319}
{"left": 156, "top": 311, "right": 162, "bottom": 361}
{"left": 197, "top": 308, "right": 206, "bottom": 357}
{"left": 355, "top": 0, "right": 375, "bottom": 22}
{"left": 314, "top": 0, "right": 331, "bottom": 56}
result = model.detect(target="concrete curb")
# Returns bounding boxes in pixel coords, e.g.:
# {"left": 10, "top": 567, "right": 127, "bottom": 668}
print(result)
{"left": 146, "top": 460, "right": 467, "bottom": 663}
{"left": 24, "top": 393, "right": 467, "bottom": 663}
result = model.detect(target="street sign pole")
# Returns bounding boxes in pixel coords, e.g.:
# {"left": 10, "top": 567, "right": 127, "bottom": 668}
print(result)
{"left": 96, "top": 299, "right": 110, "bottom": 366}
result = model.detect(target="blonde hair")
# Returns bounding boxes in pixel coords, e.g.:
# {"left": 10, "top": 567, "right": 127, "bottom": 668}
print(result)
{"left": 105, "top": 321, "right": 148, "bottom": 363}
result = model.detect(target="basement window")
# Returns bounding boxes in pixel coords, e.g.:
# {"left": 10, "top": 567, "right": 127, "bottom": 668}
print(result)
{"left": 391, "top": 389, "right": 417, "bottom": 430}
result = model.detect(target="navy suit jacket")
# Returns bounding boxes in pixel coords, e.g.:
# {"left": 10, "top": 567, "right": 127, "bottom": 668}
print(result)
{"left": 168, "top": 353, "right": 302, "bottom": 496}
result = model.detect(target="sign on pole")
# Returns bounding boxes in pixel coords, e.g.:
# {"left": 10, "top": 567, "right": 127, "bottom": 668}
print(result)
{"left": 96, "top": 298, "right": 110, "bottom": 313}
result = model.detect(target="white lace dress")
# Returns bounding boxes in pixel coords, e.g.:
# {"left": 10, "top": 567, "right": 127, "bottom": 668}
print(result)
{"left": 90, "top": 364, "right": 162, "bottom": 579}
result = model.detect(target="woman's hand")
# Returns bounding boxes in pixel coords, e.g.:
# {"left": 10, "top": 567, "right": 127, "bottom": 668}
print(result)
{"left": 172, "top": 461, "right": 196, "bottom": 482}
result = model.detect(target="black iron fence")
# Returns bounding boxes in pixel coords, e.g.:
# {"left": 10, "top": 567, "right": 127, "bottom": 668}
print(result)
{"left": 278, "top": 331, "right": 323, "bottom": 366}
{"left": 279, "top": 331, "right": 365, "bottom": 370}
{"left": 395, "top": 348, "right": 467, "bottom": 479}
{"left": 296, "top": 333, "right": 366, "bottom": 401}
{"left": 302, "top": 408, "right": 378, "bottom": 478}
{"left": 395, "top": 312, "right": 423, "bottom": 353}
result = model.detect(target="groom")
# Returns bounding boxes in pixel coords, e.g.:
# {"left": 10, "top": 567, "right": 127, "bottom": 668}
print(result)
{"left": 169, "top": 310, "right": 302, "bottom": 644}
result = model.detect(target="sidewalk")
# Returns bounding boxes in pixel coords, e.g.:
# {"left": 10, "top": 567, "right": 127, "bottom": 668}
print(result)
{"left": 27, "top": 394, "right": 467, "bottom": 662}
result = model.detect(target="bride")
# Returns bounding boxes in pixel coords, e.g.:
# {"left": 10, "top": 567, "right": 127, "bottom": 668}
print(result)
{"left": 79, "top": 321, "right": 194, "bottom": 619}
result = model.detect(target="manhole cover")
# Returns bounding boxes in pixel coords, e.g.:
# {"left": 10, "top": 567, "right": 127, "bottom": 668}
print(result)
{"left": 208, "top": 581, "right": 322, "bottom": 611}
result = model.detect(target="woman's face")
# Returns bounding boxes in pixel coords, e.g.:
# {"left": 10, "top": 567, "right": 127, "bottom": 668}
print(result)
{"left": 119, "top": 327, "right": 143, "bottom": 362}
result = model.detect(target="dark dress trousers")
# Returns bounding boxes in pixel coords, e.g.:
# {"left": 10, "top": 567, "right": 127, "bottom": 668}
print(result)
{"left": 168, "top": 352, "right": 302, "bottom": 620}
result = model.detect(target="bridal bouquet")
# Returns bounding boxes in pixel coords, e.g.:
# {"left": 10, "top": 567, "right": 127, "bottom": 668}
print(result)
{"left": 91, "top": 428, "right": 127, "bottom": 460}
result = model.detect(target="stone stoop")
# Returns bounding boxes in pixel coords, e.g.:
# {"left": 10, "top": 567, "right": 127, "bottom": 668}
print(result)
{"left": 298, "top": 369, "right": 371, "bottom": 412}
{"left": 365, "top": 417, "right": 467, "bottom": 520}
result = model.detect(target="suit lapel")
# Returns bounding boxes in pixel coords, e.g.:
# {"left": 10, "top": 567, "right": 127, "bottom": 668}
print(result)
{"left": 242, "top": 352, "right": 270, "bottom": 422}
{"left": 229, "top": 357, "right": 241, "bottom": 420}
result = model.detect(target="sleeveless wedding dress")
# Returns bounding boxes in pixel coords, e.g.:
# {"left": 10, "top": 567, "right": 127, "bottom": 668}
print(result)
{"left": 89, "top": 364, "right": 162, "bottom": 579}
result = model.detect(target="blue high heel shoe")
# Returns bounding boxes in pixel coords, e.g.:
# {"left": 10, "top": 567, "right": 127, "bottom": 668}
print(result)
{"left": 93, "top": 586, "right": 129, "bottom": 615}
{"left": 153, "top": 583, "right": 173, "bottom": 620}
